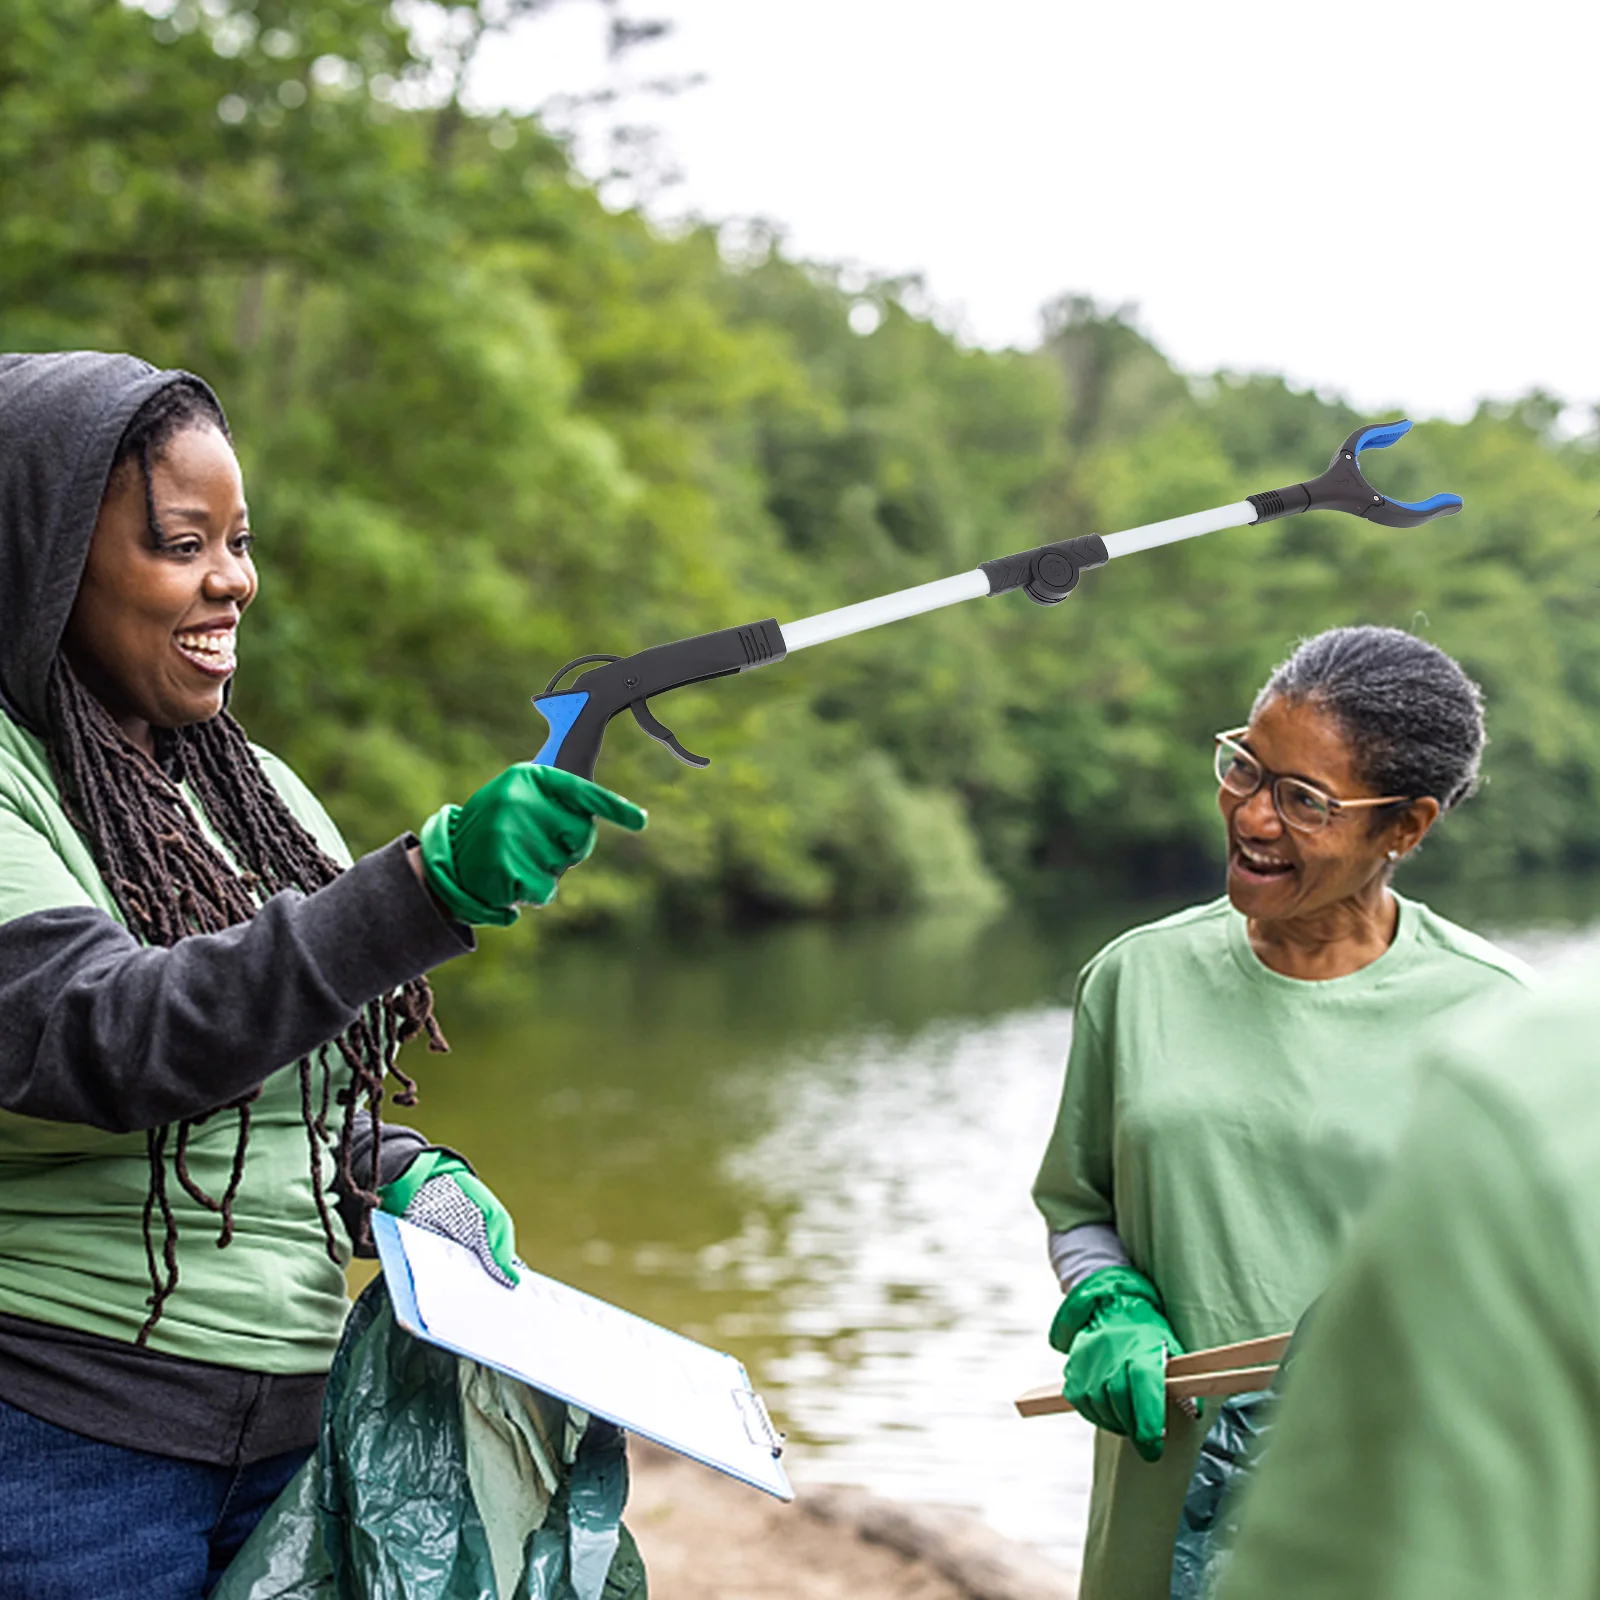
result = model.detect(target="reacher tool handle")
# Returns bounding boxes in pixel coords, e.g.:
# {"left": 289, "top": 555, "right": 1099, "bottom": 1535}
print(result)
{"left": 530, "top": 620, "right": 787, "bottom": 778}
{"left": 1246, "top": 419, "right": 1462, "bottom": 529}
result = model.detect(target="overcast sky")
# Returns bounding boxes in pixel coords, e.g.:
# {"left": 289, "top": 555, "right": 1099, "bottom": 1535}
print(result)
{"left": 469, "top": 0, "right": 1598, "bottom": 425}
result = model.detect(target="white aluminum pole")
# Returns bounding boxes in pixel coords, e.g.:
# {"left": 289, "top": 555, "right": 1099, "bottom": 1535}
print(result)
{"left": 779, "top": 501, "right": 1259, "bottom": 654}
{"left": 780, "top": 570, "right": 991, "bottom": 652}
{"left": 1099, "top": 501, "right": 1257, "bottom": 558}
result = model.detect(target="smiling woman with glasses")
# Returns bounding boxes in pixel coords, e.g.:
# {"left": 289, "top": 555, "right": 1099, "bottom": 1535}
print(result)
{"left": 1031, "top": 625, "right": 1532, "bottom": 1600}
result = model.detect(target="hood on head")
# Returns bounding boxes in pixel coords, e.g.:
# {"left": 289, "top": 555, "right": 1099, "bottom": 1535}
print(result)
{"left": 0, "top": 352, "right": 226, "bottom": 734}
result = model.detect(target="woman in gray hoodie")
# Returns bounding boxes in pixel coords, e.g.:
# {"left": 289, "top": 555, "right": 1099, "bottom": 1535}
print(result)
{"left": 0, "top": 352, "right": 646, "bottom": 1596}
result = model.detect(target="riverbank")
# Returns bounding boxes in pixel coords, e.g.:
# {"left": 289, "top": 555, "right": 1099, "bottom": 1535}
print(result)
{"left": 628, "top": 1440, "right": 1078, "bottom": 1600}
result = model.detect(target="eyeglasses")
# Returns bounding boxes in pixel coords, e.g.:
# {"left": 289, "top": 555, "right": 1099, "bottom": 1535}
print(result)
{"left": 1213, "top": 728, "right": 1413, "bottom": 834}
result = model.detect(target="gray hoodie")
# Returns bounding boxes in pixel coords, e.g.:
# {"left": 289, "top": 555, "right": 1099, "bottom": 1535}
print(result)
{"left": 0, "top": 352, "right": 201, "bottom": 732}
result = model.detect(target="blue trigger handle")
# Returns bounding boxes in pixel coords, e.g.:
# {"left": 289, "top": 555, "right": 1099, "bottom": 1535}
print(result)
{"left": 1247, "top": 419, "right": 1463, "bottom": 530}
{"left": 531, "top": 617, "right": 788, "bottom": 781}
{"left": 531, "top": 691, "right": 589, "bottom": 769}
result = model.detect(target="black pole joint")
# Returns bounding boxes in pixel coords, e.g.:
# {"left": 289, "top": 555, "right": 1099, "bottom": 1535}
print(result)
{"left": 980, "top": 534, "right": 1109, "bottom": 606}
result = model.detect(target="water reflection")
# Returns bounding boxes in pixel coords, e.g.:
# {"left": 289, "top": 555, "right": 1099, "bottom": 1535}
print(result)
{"left": 729, "top": 1008, "right": 1095, "bottom": 1560}
{"left": 401, "top": 877, "right": 1600, "bottom": 1568}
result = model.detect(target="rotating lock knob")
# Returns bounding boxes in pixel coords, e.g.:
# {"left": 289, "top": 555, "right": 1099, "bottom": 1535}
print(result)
{"left": 1026, "top": 548, "right": 1082, "bottom": 605}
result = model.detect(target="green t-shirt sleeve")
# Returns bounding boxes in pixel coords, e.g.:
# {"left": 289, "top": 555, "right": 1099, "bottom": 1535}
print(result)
{"left": 0, "top": 793, "right": 100, "bottom": 922}
{"left": 1033, "top": 961, "right": 1117, "bottom": 1234}
{"left": 1218, "top": 1066, "right": 1600, "bottom": 1600}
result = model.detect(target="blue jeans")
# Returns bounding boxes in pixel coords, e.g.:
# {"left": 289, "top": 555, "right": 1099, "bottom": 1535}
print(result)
{"left": 0, "top": 1397, "right": 311, "bottom": 1599}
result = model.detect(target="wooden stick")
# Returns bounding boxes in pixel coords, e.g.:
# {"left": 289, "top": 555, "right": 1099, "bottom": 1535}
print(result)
{"left": 1015, "top": 1384, "right": 1081, "bottom": 1419}
{"left": 1166, "top": 1332, "right": 1291, "bottom": 1378}
{"left": 1166, "top": 1364, "right": 1279, "bottom": 1402}
{"left": 1014, "top": 1330, "right": 1292, "bottom": 1419}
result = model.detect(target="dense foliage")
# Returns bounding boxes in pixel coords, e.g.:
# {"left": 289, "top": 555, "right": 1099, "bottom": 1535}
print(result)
{"left": 6, "top": 0, "right": 1599, "bottom": 936}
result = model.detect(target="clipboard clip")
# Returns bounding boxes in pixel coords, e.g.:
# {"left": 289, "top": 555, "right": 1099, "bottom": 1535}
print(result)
{"left": 734, "top": 1388, "right": 786, "bottom": 1457}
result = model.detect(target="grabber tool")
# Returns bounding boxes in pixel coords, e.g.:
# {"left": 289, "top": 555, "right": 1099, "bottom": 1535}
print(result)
{"left": 531, "top": 419, "right": 1461, "bottom": 778}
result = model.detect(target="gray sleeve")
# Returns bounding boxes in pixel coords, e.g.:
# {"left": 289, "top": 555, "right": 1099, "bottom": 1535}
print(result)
{"left": 336, "top": 1112, "right": 462, "bottom": 1258}
{"left": 1048, "top": 1222, "right": 1132, "bottom": 1294}
{"left": 0, "top": 837, "right": 473, "bottom": 1133}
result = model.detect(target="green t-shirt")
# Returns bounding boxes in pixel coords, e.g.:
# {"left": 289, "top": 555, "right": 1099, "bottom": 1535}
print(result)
{"left": 1032, "top": 895, "right": 1532, "bottom": 1600}
{"left": 0, "top": 711, "right": 359, "bottom": 1373}
{"left": 1217, "top": 961, "right": 1600, "bottom": 1600}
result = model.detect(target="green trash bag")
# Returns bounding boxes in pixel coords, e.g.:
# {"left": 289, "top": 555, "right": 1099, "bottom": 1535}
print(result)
{"left": 1168, "top": 1314, "right": 1314, "bottom": 1600}
{"left": 214, "top": 1279, "right": 648, "bottom": 1600}
{"left": 1168, "top": 1387, "right": 1277, "bottom": 1600}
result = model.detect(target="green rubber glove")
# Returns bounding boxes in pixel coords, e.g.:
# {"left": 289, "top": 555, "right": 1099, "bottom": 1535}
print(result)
{"left": 378, "top": 1150, "right": 520, "bottom": 1287}
{"left": 1049, "top": 1264, "right": 1180, "bottom": 1462}
{"left": 420, "top": 763, "right": 647, "bottom": 926}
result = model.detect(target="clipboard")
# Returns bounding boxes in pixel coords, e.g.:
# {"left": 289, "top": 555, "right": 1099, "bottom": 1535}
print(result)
{"left": 1014, "top": 1331, "right": 1292, "bottom": 1418}
{"left": 374, "top": 1213, "right": 793, "bottom": 1500}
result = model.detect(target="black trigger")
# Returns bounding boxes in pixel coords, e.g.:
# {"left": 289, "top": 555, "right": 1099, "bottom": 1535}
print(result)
{"left": 630, "top": 699, "right": 710, "bottom": 768}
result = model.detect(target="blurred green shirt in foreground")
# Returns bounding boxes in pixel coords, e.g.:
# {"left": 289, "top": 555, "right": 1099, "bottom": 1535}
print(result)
{"left": 1218, "top": 960, "right": 1600, "bottom": 1600}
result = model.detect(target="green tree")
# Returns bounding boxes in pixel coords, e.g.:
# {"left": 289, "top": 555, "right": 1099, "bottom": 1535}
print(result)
{"left": 4, "top": 1, "right": 1597, "bottom": 936}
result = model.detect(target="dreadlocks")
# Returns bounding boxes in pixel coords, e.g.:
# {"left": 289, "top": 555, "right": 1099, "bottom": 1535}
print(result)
{"left": 44, "top": 379, "right": 445, "bottom": 1344}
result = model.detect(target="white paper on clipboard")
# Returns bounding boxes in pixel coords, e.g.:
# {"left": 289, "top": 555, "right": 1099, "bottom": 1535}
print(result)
{"left": 372, "top": 1213, "right": 792, "bottom": 1501}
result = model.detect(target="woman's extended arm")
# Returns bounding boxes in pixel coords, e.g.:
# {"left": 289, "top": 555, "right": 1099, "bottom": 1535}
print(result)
{"left": 0, "top": 832, "right": 470, "bottom": 1133}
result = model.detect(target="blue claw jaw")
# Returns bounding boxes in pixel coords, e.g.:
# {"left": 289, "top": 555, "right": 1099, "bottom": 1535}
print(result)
{"left": 1248, "top": 419, "right": 1463, "bottom": 530}
{"left": 1352, "top": 419, "right": 1414, "bottom": 456}
{"left": 1346, "top": 419, "right": 1464, "bottom": 523}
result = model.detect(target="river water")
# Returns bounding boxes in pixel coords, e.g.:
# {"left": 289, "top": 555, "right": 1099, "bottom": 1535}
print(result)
{"left": 406, "top": 875, "right": 1600, "bottom": 1571}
